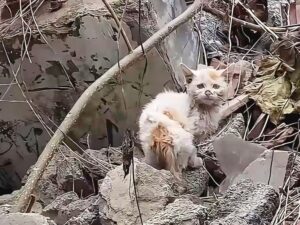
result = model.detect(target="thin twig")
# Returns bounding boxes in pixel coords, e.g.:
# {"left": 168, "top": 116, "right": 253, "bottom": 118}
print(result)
{"left": 203, "top": 6, "right": 289, "bottom": 32}
{"left": 102, "top": 0, "right": 133, "bottom": 53}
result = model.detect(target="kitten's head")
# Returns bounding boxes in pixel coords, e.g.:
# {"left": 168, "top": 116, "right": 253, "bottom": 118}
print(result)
{"left": 180, "top": 63, "right": 228, "bottom": 107}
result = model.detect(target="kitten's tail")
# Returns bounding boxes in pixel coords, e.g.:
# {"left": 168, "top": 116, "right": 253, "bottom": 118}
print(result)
{"left": 150, "top": 123, "right": 180, "bottom": 179}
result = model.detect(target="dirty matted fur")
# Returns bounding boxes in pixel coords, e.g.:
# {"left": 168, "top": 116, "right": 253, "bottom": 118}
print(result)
{"left": 138, "top": 64, "right": 228, "bottom": 179}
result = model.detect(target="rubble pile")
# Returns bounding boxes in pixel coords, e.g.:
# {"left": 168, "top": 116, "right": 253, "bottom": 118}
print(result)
{"left": 0, "top": 0, "right": 300, "bottom": 224}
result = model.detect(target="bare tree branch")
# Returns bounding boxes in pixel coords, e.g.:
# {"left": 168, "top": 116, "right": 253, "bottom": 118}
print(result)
{"left": 203, "top": 6, "right": 288, "bottom": 33}
{"left": 13, "top": 0, "right": 204, "bottom": 212}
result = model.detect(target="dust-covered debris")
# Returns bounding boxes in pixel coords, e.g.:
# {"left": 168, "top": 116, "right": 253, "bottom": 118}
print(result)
{"left": 42, "top": 192, "right": 79, "bottom": 221}
{"left": 145, "top": 198, "right": 207, "bottom": 225}
{"left": 56, "top": 154, "right": 94, "bottom": 197}
{"left": 234, "top": 150, "right": 290, "bottom": 191}
{"left": 0, "top": 213, "right": 57, "bottom": 225}
{"left": 182, "top": 167, "right": 209, "bottom": 196}
{"left": 99, "top": 158, "right": 185, "bottom": 225}
{"left": 213, "top": 134, "right": 267, "bottom": 192}
{"left": 208, "top": 179, "right": 279, "bottom": 225}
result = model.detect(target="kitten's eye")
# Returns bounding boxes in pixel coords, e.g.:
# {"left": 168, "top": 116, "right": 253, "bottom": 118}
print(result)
{"left": 197, "top": 83, "right": 205, "bottom": 89}
{"left": 213, "top": 84, "right": 220, "bottom": 89}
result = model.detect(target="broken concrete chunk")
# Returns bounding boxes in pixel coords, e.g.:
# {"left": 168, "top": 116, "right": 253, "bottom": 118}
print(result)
{"left": 208, "top": 179, "right": 279, "bottom": 225}
{"left": 56, "top": 157, "right": 94, "bottom": 197}
{"left": 145, "top": 198, "right": 207, "bottom": 225}
{"left": 65, "top": 197, "right": 102, "bottom": 225}
{"left": 36, "top": 180, "right": 65, "bottom": 206}
{"left": 212, "top": 134, "right": 267, "bottom": 192}
{"left": 182, "top": 168, "right": 209, "bottom": 196}
{"left": 198, "top": 113, "right": 245, "bottom": 186}
{"left": 234, "top": 150, "right": 289, "bottom": 191}
{"left": 43, "top": 192, "right": 98, "bottom": 225}
{"left": 56, "top": 196, "right": 98, "bottom": 225}
{"left": 99, "top": 158, "right": 184, "bottom": 225}
{"left": 0, "top": 213, "right": 57, "bottom": 225}
{"left": 42, "top": 192, "right": 79, "bottom": 221}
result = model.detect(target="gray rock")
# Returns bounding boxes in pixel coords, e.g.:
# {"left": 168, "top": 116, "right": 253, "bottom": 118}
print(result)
{"left": 213, "top": 134, "right": 267, "bottom": 193}
{"left": 198, "top": 113, "right": 245, "bottom": 186}
{"left": 36, "top": 180, "right": 64, "bottom": 206}
{"left": 0, "top": 213, "right": 57, "bottom": 225}
{"left": 145, "top": 198, "right": 207, "bottom": 225}
{"left": 42, "top": 192, "right": 79, "bottom": 220}
{"left": 56, "top": 156, "right": 94, "bottom": 197}
{"left": 0, "top": 190, "right": 19, "bottom": 205}
{"left": 56, "top": 196, "right": 98, "bottom": 225}
{"left": 234, "top": 150, "right": 289, "bottom": 191}
{"left": 65, "top": 197, "right": 103, "bottom": 225}
{"left": 0, "top": 204, "right": 12, "bottom": 215}
{"left": 208, "top": 179, "right": 279, "bottom": 225}
{"left": 43, "top": 192, "right": 98, "bottom": 225}
{"left": 100, "top": 158, "right": 184, "bottom": 225}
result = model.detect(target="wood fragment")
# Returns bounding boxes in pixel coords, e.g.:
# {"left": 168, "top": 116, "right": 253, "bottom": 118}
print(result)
{"left": 220, "top": 94, "right": 249, "bottom": 119}
{"left": 13, "top": 0, "right": 204, "bottom": 213}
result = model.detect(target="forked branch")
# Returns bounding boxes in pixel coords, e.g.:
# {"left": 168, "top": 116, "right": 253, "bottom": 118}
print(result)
{"left": 14, "top": 0, "right": 205, "bottom": 212}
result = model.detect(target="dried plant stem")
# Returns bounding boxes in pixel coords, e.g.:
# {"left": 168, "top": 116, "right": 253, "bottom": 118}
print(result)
{"left": 13, "top": 0, "right": 204, "bottom": 213}
{"left": 203, "top": 6, "right": 287, "bottom": 33}
{"left": 102, "top": 0, "right": 133, "bottom": 52}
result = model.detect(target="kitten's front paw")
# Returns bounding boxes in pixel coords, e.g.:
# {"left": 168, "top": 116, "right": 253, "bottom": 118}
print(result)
{"left": 190, "top": 157, "right": 203, "bottom": 168}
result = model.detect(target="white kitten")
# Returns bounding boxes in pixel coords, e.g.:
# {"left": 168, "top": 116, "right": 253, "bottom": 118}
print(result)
{"left": 138, "top": 64, "right": 227, "bottom": 179}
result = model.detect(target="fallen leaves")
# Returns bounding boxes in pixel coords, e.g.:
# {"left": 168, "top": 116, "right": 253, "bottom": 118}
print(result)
{"left": 245, "top": 56, "right": 300, "bottom": 124}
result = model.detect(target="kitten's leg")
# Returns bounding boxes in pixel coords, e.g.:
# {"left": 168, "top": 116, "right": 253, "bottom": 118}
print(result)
{"left": 142, "top": 143, "right": 160, "bottom": 169}
{"left": 188, "top": 147, "right": 203, "bottom": 168}
{"left": 173, "top": 128, "right": 197, "bottom": 172}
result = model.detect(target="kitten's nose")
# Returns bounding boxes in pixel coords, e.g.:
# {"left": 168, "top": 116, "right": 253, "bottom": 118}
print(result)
{"left": 205, "top": 90, "right": 212, "bottom": 97}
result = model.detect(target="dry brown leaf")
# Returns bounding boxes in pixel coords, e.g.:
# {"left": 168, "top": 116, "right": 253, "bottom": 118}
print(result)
{"left": 245, "top": 57, "right": 299, "bottom": 124}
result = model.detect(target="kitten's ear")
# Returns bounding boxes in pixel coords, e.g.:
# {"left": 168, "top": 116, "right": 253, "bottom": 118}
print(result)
{"left": 180, "top": 63, "right": 195, "bottom": 84}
